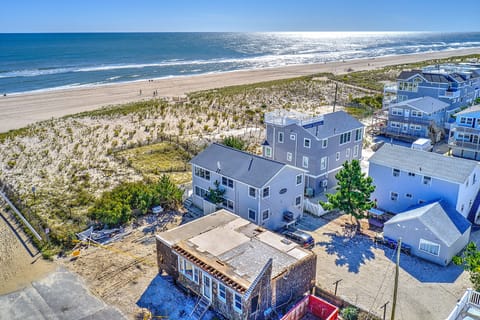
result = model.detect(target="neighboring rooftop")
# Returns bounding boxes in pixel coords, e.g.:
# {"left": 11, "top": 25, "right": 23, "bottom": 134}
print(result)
{"left": 265, "top": 109, "right": 363, "bottom": 139}
{"left": 456, "top": 104, "right": 480, "bottom": 116}
{"left": 385, "top": 201, "right": 471, "bottom": 246}
{"left": 157, "top": 210, "right": 312, "bottom": 292}
{"left": 388, "top": 96, "right": 449, "bottom": 114}
{"left": 369, "top": 144, "right": 478, "bottom": 184}
{"left": 190, "top": 143, "right": 298, "bottom": 188}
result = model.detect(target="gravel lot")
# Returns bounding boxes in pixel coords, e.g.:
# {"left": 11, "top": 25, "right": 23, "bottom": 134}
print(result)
{"left": 297, "top": 212, "right": 472, "bottom": 320}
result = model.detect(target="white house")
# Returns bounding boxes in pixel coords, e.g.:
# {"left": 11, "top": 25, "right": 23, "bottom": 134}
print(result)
{"left": 368, "top": 143, "right": 480, "bottom": 223}
{"left": 190, "top": 143, "right": 306, "bottom": 230}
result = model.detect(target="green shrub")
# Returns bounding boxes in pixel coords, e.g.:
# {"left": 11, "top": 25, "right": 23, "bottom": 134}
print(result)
{"left": 341, "top": 306, "right": 359, "bottom": 320}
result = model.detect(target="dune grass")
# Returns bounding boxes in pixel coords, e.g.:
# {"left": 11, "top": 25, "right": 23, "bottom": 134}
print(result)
{"left": 115, "top": 142, "right": 192, "bottom": 185}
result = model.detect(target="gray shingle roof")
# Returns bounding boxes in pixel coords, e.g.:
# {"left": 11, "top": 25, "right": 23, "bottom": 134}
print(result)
{"left": 369, "top": 144, "right": 478, "bottom": 184}
{"left": 190, "top": 143, "right": 291, "bottom": 188}
{"left": 304, "top": 111, "right": 364, "bottom": 139}
{"left": 385, "top": 201, "right": 470, "bottom": 246}
{"left": 397, "top": 70, "right": 422, "bottom": 80}
{"left": 389, "top": 96, "right": 449, "bottom": 114}
{"left": 455, "top": 104, "right": 480, "bottom": 116}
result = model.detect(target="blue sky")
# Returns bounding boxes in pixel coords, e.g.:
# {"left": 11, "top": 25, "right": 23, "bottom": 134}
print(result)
{"left": 1, "top": 0, "right": 479, "bottom": 32}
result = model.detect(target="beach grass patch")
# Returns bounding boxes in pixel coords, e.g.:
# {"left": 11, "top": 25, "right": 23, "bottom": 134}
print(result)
{"left": 115, "top": 142, "right": 192, "bottom": 183}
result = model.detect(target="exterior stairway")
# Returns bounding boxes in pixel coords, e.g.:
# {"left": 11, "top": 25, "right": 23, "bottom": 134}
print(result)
{"left": 190, "top": 296, "right": 211, "bottom": 320}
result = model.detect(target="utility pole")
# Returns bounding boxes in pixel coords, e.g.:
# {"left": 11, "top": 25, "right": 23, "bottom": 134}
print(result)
{"left": 380, "top": 301, "right": 389, "bottom": 320}
{"left": 333, "top": 279, "right": 342, "bottom": 295}
{"left": 333, "top": 82, "right": 338, "bottom": 112}
{"left": 391, "top": 238, "right": 402, "bottom": 320}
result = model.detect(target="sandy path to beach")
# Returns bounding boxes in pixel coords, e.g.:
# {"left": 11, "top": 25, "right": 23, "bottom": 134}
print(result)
{"left": 0, "top": 210, "right": 54, "bottom": 295}
{"left": 0, "top": 48, "right": 479, "bottom": 133}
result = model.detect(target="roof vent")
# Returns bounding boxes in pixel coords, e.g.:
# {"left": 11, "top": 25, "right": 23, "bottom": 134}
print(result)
{"left": 248, "top": 157, "right": 253, "bottom": 171}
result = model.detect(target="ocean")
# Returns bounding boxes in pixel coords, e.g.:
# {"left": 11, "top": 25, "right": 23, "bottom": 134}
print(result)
{"left": 1, "top": 32, "right": 480, "bottom": 94}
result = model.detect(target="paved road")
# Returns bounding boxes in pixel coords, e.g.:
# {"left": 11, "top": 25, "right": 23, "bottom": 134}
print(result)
{"left": 0, "top": 268, "right": 125, "bottom": 320}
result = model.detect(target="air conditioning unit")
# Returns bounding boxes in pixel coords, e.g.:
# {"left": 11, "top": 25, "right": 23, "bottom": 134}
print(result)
{"left": 322, "top": 180, "right": 328, "bottom": 188}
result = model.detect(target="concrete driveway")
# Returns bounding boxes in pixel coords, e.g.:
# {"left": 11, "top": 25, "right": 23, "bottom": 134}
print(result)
{"left": 0, "top": 267, "right": 125, "bottom": 320}
{"left": 297, "top": 213, "right": 472, "bottom": 320}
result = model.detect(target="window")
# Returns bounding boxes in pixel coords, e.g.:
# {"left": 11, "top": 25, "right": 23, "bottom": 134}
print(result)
{"left": 419, "top": 239, "right": 440, "bottom": 256}
{"left": 322, "top": 139, "right": 328, "bottom": 148}
{"left": 195, "top": 186, "right": 208, "bottom": 198}
{"left": 423, "top": 176, "right": 432, "bottom": 185}
{"left": 194, "top": 167, "right": 210, "bottom": 180}
{"left": 218, "top": 283, "right": 226, "bottom": 303}
{"left": 290, "top": 134, "right": 296, "bottom": 140}
{"left": 411, "top": 110, "right": 423, "bottom": 118}
{"left": 278, "top": 132, "right": 284, "bottom": 143}
{"left": 336, "top": 152, "right": 340, "bottom": 161}
{"left": 264, "top": 146, "right": 272, "bottom": 158}
{"left": 353, "top": 145, "right": 359, "bottom": 157}
{"left": 222, "top": 198, "right": 234, "bottom": 210}
{"left": 460, "top": 117, "right": 474, "bottom": 126}
{"left": 262, "top": 187, "right": 270, "bottom": 198}
{"left": 304, "top": 138, "right": 311, "bottom": 148}
{"left": 320, "top": 156, "right": 327, "bottom": 170}
{"left": 474, "top": 174, "right": 477, "bottom": 185}
{"left": 408, "top": 172, "right": 415, "bottom": 177}
{"left": 390, "top": 122, "right": 401, "bottom": 129}
{"left": 194, "top": 268, "right": 200, "bottom": 284}
{"left": 392, "top": 168, "right": 400, "bottom": 177}
{"left": 249, "top": 187, "right": 256, "bottom": 198}
{"left": 405, "top": 193, "right": 413, "bottom": 199}
{"left": 340, "top": 132, "right": 351, "bottom": 145}
{"left": 355, "top": 128, "right": 363, "bottom": 142}
{"left": 295, "top": 195, "right": 302, "bottom": 206}
{"left": 390, "top": 192, "right": 398, "bottom": 201}
{"left": 302, "top": 156, "right": 309, "bottom": 168}
{"left": 418, "top": 199, "right": 426, "bottom": 205}
{"left": 234, "top": 293, "right": 242, "bottom": 313}
{"left": 398, "top": 81, "right": 418, "bottom": 92}
{"left": 184, "top": 261, "right": 193, "bottom": 279}
{"left": 248, "top": 209, "right": 256, "bottom": 221}
{"left": 222, "top": 176, "right": 234, "bottom": 189}
{"left": 391, "top": 108, "right": 403, "bottom": 116}
{"left": 461, "top": 204, "right": 465, "bottom": 212}
{"left": 296, "top": 174, "right": 302, "bottom": 185}
{"left": 415, "top": 125, "right": 421, "bottom": 131}
{"left": 346, "top": 148, "right": 350, "bottom": 158}
{"left": 262, "top": 209, "right": 270, "bottom": 221}
{"left": 287, "top": 152, "right": 292, "bottom": 162}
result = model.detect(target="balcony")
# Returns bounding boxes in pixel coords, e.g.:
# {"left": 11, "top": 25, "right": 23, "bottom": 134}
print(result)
{"left": 439, "top": 89, "right": 461, "bottom": 99}
{"left": 265, "top": 110, "right": 324, "bottom": 127}
{"left": 388, "top": 115, "right": 433, "bottom": 126}
{"left": 446, "top": 289, "right": 480, "bottom": 320}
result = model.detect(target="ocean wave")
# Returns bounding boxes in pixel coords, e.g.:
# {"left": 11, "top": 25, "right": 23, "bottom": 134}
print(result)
{"left": 2, "top": 40, "right": 480, "bottom": 81}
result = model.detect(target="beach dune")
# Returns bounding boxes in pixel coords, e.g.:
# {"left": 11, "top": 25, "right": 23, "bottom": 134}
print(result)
{"left": 0, "top": 48, "right": 479, "bottom": 133}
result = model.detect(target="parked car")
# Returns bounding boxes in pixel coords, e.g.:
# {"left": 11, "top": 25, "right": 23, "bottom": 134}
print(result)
{"left": 282, "top": 229, "right": 314, "bottom": 249}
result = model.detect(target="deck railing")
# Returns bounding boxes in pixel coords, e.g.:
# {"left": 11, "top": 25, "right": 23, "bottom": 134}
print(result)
{"left": 446, "top": 289, "right": 480, "bottom": 320}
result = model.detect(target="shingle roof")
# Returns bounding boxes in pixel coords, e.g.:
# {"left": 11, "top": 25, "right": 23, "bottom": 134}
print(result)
{"left": 190, "top": 143, "right": 293, "bottom": 188}
{"left": 389, "top": 96, "right": 449, "bottom": 114}
{"left": 422, "top": 73, "right": 452, "bottom": 84}
{"left": 304, "top": 111, "right": 364, "bottom": 139}
{"left": 397, "top": 70, "right": 423, "bottom": 80}
{"left": 455, "top": 104, "right": 480, "bottom": 116}
{"left": 385, "top": 201, "right": 470, "bottom": 246}
{"left": 369, "top": 144, "right": 478, "bottom": 184}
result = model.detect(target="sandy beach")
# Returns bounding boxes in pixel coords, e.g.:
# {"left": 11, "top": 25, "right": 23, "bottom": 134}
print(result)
{"left": 0, "top": 48, "right": 479, "bottom": 133}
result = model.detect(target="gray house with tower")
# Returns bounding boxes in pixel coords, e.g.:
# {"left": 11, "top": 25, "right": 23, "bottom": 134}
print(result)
{"left": 262, "top": 109, "right": 364, "bottom": 196}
